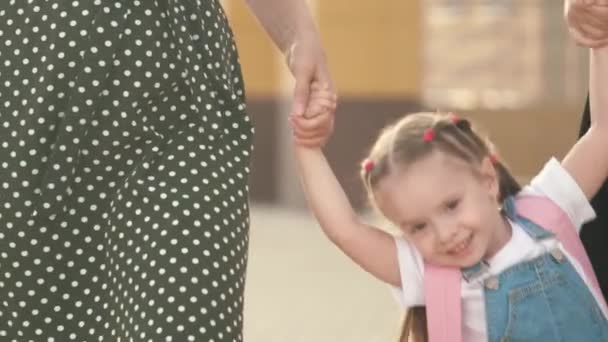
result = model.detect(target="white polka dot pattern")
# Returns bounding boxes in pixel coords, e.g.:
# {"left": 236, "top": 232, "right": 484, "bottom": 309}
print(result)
{"left": 0, "top": 0, "right": 254, "bottom": 341}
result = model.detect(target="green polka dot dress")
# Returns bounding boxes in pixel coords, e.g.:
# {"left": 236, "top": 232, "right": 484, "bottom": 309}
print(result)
{"left": 0, "top": 1, "right": 254, "bottom": 341}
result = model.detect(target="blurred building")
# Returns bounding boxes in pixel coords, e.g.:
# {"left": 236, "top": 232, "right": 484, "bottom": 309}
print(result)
{"left": 222, "top": 0, "right": 588, "bottom": 210}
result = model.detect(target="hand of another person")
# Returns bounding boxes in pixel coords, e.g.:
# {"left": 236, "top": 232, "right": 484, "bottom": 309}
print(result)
{"left": 285, "top": 32, "right": 336, "bottom": 118}
{"left": 565, "top": 0, "right": 608, "bottom": 48}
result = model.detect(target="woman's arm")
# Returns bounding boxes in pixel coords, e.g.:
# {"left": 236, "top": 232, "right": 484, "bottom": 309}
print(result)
{"left": 244, "top": 0, "right": 317, "bottom": 53}
{"left": 244, "top": 0, "right": 334, "bottom": 119}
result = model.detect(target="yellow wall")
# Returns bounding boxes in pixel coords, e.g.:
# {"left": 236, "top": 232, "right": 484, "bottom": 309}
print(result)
{"left": 318, "top": 0, "right": 420, "bottom": 98}
{"left": 226, "top": 1, "right": 281, "bottom": 97}
{"left": 464, "top": 106, "right": 580, "bottom": 182}
{"left": 226, "top": 0, "right": 421, "bottom": 98}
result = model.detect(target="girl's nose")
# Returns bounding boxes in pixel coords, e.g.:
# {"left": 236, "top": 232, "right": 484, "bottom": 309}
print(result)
{"left": 436, "top": 222, "right": 459, "bottom": 245}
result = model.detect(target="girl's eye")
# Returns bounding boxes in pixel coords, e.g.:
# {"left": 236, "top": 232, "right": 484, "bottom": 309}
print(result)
{"left": 411, "top": 223, "right": 426, "bottom": 233}
{"left": 446, "top": 199, "right": 460, "bottom": 211}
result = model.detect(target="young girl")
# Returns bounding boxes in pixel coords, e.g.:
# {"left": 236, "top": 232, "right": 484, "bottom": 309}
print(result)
{"left": 290, "top": 55, "right": 608, "bottom": 342}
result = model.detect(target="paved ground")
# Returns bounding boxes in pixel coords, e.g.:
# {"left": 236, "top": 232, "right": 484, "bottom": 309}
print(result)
{"left": 243, "top": 205, "right": 402, "bottom": 342}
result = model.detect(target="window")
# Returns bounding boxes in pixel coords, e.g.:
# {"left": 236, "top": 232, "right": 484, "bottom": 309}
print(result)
{"left": 422, "top": 0, "right": 587, "bottom": 110}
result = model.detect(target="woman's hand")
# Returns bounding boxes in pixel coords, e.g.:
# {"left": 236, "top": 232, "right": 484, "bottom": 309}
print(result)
{"left": 285, "top": 32, "right": 335, "bottom": 116}
{"left": 285, "top": 32, "right": 337, "bottom": 149}
{"left": 244, "top": 0, "right": 336, "bottom": 145}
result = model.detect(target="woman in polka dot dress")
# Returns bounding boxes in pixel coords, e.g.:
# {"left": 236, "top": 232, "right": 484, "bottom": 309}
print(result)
{"left": 0, "top": 0, "right": 335, "bottom": 341}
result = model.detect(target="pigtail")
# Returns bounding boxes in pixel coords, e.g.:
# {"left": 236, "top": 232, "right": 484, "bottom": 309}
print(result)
{"left": 435, "top": 115, "right": 522, "bottom": 201}
{"left": 493, "top": 159, "right": 521, "bottom": 202}
{"left": 482, "top": 137, "right": 521, "bottom": 202}
{"left": 398, "top": 307, "right": 428, "bottom": 342}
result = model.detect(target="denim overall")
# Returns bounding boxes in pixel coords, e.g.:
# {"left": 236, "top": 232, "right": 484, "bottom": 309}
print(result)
{"left": 461, "top": 197, "right": 608, "bottom": 342}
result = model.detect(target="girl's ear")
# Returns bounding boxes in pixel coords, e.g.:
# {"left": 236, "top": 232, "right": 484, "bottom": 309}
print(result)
{"left": 480, "top": 156, "right": 499, "bottom": 201}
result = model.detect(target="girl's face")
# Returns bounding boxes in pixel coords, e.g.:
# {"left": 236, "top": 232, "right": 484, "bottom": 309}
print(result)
{"left": 374, "top": 151, "right": 511, "bottom": 268}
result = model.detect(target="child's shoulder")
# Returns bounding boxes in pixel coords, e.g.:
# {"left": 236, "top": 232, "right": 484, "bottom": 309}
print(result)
{"left": 518, "top": 157, "right": 595, "bottom": 229}
{"left": 392, "top": 235, "right": 426, "bottom": 308}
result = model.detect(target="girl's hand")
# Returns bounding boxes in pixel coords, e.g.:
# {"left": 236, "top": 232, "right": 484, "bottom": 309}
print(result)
{"left": 290, "top": 82, "right": 337, "bottom": 148}
{"left": 565, "top": 0, "right": 608, "bottom": 48}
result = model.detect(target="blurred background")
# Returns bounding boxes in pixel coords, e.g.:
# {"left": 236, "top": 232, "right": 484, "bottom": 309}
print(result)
{"left": 221, "top": 0, "right": 590, "bottom": 340}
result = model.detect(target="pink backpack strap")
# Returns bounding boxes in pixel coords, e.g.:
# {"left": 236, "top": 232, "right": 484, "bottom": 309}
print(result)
{"left": 424, "top": 264, "right": 462, "bottom": 342}
{"left": 514, "top": 195, "right": 607, "bottom": 309}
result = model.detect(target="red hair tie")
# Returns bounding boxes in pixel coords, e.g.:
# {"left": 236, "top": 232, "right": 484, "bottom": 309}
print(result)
{"left": 362, "top": 159, "right": 374, "bottom": 173}
{"left": 489, "top": 154, "right": 499, "bottom": 164}
{"left": 423, "top": 128, "right": 435, "bottom": 142}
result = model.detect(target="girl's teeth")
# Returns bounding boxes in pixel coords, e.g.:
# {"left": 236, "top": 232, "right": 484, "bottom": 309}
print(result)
{"left": 452, "top": 236, "right": 471, "bottom": 254}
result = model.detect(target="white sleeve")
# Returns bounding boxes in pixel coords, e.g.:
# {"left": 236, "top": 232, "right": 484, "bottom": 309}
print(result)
{"left": 390, "top": 236, "right": 425, "bottom": 308}
{"left": 521, "top": 157, "right": 596, "bottom": 232}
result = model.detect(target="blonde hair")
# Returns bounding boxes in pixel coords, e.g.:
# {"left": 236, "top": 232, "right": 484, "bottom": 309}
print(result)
{"left": 361, "top": 112, "right": 520, "bottom": 204}
{"left": 362, "top": 112, "right": 521, "bottom": 341}
{"left": 398, "top": 307, "right": 427, "bottom": 342}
